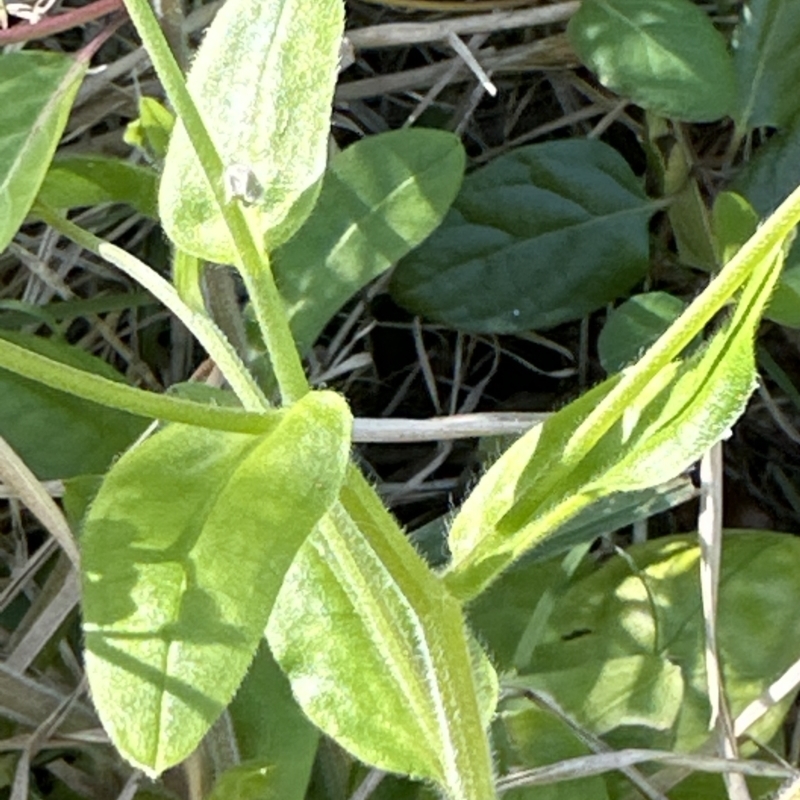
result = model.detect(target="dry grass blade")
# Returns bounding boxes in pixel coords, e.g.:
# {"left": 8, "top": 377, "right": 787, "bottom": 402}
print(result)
{"left": 0, "top": 437, "right": 78, "bottom": 567}
{"left": 346, "top": 2, "right": 579, "bottom": 49}
{"left": 698, "top": 443, "right": 750, "bottom": 800}
{"left": 496, "top": 749, "right": 798, "bottom": 793}
{"left": 0, "top": 664, "right": 96, "bottom": 731}
{"left": 5, "top": 562, "right": 80, "bottom": 674}
{"left": 357, "top": 0, "right": 558, "bottom": 11}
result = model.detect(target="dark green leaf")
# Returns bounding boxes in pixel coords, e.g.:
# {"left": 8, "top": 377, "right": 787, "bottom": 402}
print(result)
{"left": 732, "top": 0, "right": 800, "bottom": 130}
{"left": 598, "top": 292, "right": 686, "bottom": 374}
{"left": 390, "top": 139, "right": 655, "bottom": 333}
{"left": 273, "top": 128, "right": 465, "bottom": 353}
{"left": 227, "top": 642, "right": 319, "bottom": 800}
{"left": 37, "top": 156, "right": 158, "bottom": 217}
{"left": 82, "top": 391, "right": 351, "bottom": 775}
{"left": 0, "top": 331, "right": 148, "bottom": 480}
{"left": 159, "top": 0, "right": 344, "bottom": 261}
{"left": 0, "top": 51, "right": 87, "bottom": 252}
{"left": 731, "top": 112, "right": 800, "bottom": 217}
{"left": 568, "top": 0, "right": 736, "bottom": 122}
{"left": 268, "top": 468, "right": 497, "bottom": 800}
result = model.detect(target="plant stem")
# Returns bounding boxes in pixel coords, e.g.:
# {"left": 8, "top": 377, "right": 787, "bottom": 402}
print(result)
{"left": 566, "top": 181, "right": 800, "bottom": 462}
{"left": 0, "top": 335, "right": 277, "bottom": 434}
{"left": 36, "top": 202, "right": 268, "bottom": 411}
{"left": 120, "top": 0, "right": 310, "bottom": 405}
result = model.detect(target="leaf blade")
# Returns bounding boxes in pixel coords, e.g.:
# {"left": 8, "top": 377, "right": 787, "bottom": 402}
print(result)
{"left": 267, "top": 467, "right": 497, "bottom": 800}
{"left": 390, "top": 139, "right": 654, "bottom": 333}
{"left": 273, "top": 128, "right": 465, "bottom": 353}
{"left": 159, "top": 0, "right": 344, "bottom": 261}
{"left": 82, "top": 390, "right": 352, "bottom": 775}
{"left": 0, "top": 51, "right": 87, "bottom": 252}
{"left": 443, "top": 234, "right": 784, "bottom": 601}
{"left": 568, "top": 0, "right": 736, "bottom": 122}
{"left": 732, "top": 0, "right": 800, "bottom": 131}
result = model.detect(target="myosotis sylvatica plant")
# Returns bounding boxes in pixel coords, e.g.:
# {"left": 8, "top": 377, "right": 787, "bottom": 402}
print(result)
{"left": 3, "top": 0, "right": 800, "bottom": 798}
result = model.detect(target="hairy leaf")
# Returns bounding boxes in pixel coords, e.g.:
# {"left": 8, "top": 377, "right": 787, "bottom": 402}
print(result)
{"left": 268, "top": 468, "right": 497, "bottom": 800}
{"left": 159, "top": 0, "right": 344, "bottom": 261}
{"left": 443, "top": 235, "right": 783, "bottom": 600}
{"left": 82, "top": 391, "right": 351, "bottom": 775}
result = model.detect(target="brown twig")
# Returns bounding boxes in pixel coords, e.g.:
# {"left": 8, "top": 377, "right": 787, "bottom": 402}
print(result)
{"left": 0, "top": 0, "right": 124, "bottom": 44}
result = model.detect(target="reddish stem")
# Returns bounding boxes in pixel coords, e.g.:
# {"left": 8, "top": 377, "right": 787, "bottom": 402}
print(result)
{"left": 0, "top": 0, "right": 125, "bottom": 44}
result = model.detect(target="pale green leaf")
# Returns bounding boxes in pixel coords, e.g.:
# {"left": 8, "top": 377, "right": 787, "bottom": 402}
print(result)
{"left": 0, "top": 51, "right": 87, "bottom": 252}
{"left": 568, "top": 0, "right": 736, "bottom": 122}
{"left": 82, "top": 391, "right": 351, "bottom": 775}
{"left": 669, "top": 177, "right": 717, "bottom": 271}
{"left": 443, "top": 233, "right": 783, "bottom": 601}
{"left": 159, "top": 0, "right": 344, "bottom": 262}
{"left": 390, "top": 139, "right": 654, "bottom": 333}
{"left": 732, "top": 0, "right": 800, "bottom": 131}
{"left": 268, "top": 468, "right": 497, "bottom": 800}
{"left": 273, "top": 128, "right": 465, "bottom": 354}
{"left": 124, "top": 96, "right": 175, "bottom": 161}
{"left": 712, "top": 191, "right": 759, "bottom": 266}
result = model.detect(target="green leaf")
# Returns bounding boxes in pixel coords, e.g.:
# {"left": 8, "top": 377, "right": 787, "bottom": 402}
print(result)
{"left": 206, "top": 760, "right": 278, "bottom": 800}
{"left": 767, "top": 261, "right": 800, "bottom": 327}
{"left": 732, "top": 0, "right": 800, "bottom": 131}
{"left": 159, "top": 0, "right": 344, "bottom": 262}
{"left": 731, "top": 112, "right": 800, "bottom": 218}
{"left": 567, "top": 0, "right": 736, "bottom": 122}
{"left": 0, "top": 331, "right": 148, "bottom": 480}
{"left": 712, "top": 191, "right": 760, "bottom": 266}
{"left": 227, "top": 642, "right": 319, "bottom": 800}
{"left": 268, "top": 468, "right": 497, "bottom": 800}
{"left": 598, "top": 292, "right": 686, "bottom": 374}
{"left": 495, "top": 708, "right": 609, "bottom": 800}
{"left": 0, "top": 51, "right": 87, "bottom": 252}
{"left": 669, "top": 177, "right": 718, "bottom": 271}
{"left": 273, "top": 128, "right": 465, "bottom": 354}
{"left": 81, "top": 390, "right": 351, "bottom": 776}
{"left": 37, "top": 156, "right": 158, "bottom": 217}
{"left": 390, "top": 139, "right": 655, "bottom": 334}
{"left": 537, "top": 531, "right": 800, "bottom": 750}
{"left": 505, "top": 655, "right": 684, "bottom": 736}
{"left": 124, "top": 96, "right": 175, "bottom": 161}
{"left": 443, "top": 232, "right": 783, "bottom": 601}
